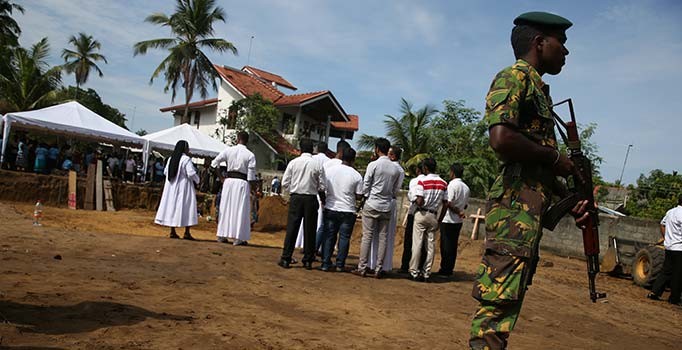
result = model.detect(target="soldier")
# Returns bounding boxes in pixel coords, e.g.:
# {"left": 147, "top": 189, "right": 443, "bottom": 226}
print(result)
{"left": 469, "top": 12, "right": 589, "bottom": 350}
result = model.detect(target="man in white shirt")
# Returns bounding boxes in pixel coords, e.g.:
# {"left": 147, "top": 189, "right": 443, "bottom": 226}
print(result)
{"left": 211, "top": 131, "right": 257, "bottom": 246}
{"left": 369, "top": 146, "right": 405, "bottom": 272}
{"left": 400, "top": 162, "right": 426, "bottom": 273}
{"left": 319, "top": 147, "right": 363, "bottom": 272}
{"left": 312, "top": 142, "right": 331, "bottom": 252}
{"left": 410, "top": 158, "right": 448, "bottom": 282}
{"left": 438, "top": 163, "right": 470, "bottom": 276}
{"left": 323, "top": 140, "right": 350, "bottom": 172}
{"left": 353, "top": 138, "right": 402, "bottom": 278}
{"left": 648, "top": 195, "right": 682, "bottom": 305}
{"left": 279, "top": 139, "right": 327, "bottom": 270}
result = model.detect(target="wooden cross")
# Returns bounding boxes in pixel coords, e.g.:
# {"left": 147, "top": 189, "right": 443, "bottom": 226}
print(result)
{"left": 469, "top": 208, "right": 485, "bottom": 240}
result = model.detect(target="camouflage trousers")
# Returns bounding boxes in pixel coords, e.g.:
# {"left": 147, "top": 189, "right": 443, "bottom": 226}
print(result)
{"left": 469, "top": 175, "right": 548, "bottom": 350}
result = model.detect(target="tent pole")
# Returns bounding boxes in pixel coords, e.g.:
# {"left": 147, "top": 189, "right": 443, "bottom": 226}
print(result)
{"left": 1, "top": 119, "right": 11, "bottom": 165}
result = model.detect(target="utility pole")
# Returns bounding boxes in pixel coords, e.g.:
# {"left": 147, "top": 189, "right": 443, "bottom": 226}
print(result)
{"left": 246, "top": 35, "right": 254, "bottom": 66}
{"left": 618, "top": 144, "right": 633, "bottom": 186}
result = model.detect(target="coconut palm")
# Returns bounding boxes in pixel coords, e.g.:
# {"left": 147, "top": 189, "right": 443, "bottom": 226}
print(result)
{"left": 61, "top": 32, "right": 107, "bottom": 100}
{"left": 358, "top": 98, "right": 437, "bottom": 167}
{"left": 0, "top": 0, "right": 24, "bottom": 48}
{"left": 0, "top": 37, "right": 62, "bottom": 113}
{"left": 133, "top": 0, "right": 238, "bottom": 124}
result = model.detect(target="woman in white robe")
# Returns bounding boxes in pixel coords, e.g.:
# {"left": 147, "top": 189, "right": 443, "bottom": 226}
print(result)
{"left": 154, "top": 140, "right": 200, "bottom": 240}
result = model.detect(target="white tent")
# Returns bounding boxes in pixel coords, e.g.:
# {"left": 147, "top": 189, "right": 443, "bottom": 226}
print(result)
{"left": 1, "top": 101, "right": 147, "bottom": 163}
{"left": 143, "top": 123, "right": 227, "bottom": 158}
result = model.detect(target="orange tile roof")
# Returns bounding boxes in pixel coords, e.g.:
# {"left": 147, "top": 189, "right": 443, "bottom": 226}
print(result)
{"left": 330, "top": 114, "right": 359, "bottom": 131}
{"left": 214, "top": 65, "right": 284, "bottom": 102}
{"left": 159, "top": 98, "right": 219, "bottom": 112}
{"left": 258, "top": 131, "right": 301, "bottom": 156}
{"left": 243, "top": 66, "right": 297, "bottom": 90}
{"left": 274, "top": 90, "right": 329, "bottom": 106}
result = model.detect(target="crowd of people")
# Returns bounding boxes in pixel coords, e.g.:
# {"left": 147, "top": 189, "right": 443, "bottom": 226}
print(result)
{"left": 153, "top": 132, "right": 471, "bottom": 284}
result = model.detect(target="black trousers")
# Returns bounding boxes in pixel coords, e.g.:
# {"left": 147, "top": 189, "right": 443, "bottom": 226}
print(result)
{"left": 651, "top": 249, "right": 682, "bottom": 304}
{"left": 439, "top": 222, "right": 463, "bottom": 274}
{"left": 400, "top": 214, "right": 426, "bottom": 271}
{"left": 281, "top": 194, "right": 319, "bottom": 264}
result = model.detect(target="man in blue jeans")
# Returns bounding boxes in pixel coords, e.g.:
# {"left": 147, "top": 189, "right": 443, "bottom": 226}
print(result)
{"left": 320, "top": 147, "right": 364, "bottom": 272}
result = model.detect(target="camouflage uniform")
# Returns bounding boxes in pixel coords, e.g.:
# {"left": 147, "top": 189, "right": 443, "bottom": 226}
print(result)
{"left": 469, "top": 59, "right": 558, "bottom": 350}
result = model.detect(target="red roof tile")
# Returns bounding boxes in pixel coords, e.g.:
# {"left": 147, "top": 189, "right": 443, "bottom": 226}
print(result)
{"left": 257, "top": 131, "right": 301, "bottom": 156}
{"left": 159, "top": 98, "right": 219, "bottom": 112}
{"left": 330, "top": 114, "right": 359, "bottom": 131}
{"left": 274, "top": 90, "right": 329, "bottom": 106}
{"left": 243, "top": 66, "right": 297, "bottom": 90}
{"left": 214, "top": 65, "right": 284, "bottom": 102}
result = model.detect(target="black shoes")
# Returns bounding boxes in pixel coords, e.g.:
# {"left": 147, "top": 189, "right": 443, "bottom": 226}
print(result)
{"left": 374, "top": 270, "right": 385, "bottom": 279}
{"left": 303, "top": 261, "right": 313, "bottom": 270}
{"left": 351, "top": 268, "right": 367, "bottom": 277}
{"left": 169, "top": 232, "right": 180, "bottom": 239}
{"left": 183, "top": 233, "right": 196, "bottom": 241}
{"left": 278, "top": 260, "right": 291, "bottom": 269}
{"left": 647, "top": 293, "right": 661, "bottom": 301}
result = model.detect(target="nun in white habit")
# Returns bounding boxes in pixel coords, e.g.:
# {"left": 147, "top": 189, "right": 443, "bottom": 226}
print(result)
{"left": 155, "top": 140, "right": 200, "bottom": 240}
{"left": 211, "top": 131, "right": 256, "bottom": 246}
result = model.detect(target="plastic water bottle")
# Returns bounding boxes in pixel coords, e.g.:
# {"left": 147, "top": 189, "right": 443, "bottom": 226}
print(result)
{"left": 33, "top": 200, "right": 44, "bottom": 226}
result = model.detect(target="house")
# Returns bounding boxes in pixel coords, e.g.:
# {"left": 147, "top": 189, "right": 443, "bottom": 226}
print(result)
{"left": 159, "top": 65, "right": 359, "bottom": 170}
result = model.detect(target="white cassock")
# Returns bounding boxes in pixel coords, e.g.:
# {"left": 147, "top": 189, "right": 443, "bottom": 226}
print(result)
{"left": 211, "top": 144, "right": 256, "bottom": 241}
{"left": 369, "top": 161, "right": 404, "bottom": 271}
{"left": 155, "top": 155, "right": 200, "bottom": 227}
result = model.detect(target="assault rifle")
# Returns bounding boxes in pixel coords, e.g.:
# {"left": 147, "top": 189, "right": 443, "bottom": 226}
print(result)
{"left": 542, "top": 98, "right": 607, "bottom": 303}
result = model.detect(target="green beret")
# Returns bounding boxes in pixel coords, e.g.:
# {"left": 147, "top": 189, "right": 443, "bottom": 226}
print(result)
{"left": 514, "top": 11, "right": 572, "bottom": 30}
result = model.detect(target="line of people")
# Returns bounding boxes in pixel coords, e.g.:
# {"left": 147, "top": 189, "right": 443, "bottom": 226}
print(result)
{"left": 153, "top": 134, "right": 470, "bottom": 282}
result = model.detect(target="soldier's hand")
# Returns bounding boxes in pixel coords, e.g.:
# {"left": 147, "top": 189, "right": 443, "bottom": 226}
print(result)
{"left": 552, "top": 153, "right": 573, "bottom": 177}
{"left": 571, "top": 200, "right": 590, "bottom": 228}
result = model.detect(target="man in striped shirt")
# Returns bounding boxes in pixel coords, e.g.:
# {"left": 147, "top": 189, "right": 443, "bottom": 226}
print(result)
{"left": 410, "top": 157, "right": 448, "bottom": 282}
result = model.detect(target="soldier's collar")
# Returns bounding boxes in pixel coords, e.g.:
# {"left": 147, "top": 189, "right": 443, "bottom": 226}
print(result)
{"left": 514, "top": 59, "right": 545, "bottom": 89}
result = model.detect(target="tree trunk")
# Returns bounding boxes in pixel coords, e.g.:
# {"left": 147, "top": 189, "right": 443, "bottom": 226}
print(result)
{"left": 75, "top": 81, "right": 80, "bottom": 101}
{"left": 180, "top": 66, "right": 194, "bottom": 125}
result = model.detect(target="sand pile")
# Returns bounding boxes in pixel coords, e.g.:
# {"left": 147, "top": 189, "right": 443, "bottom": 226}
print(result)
{"left": 254, "top": 196, "right": 289, "bottom": 232}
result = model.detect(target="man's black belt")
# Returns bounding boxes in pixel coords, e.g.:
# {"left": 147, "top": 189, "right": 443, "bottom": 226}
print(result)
{"left": 418, "top": 208, "right": 438, "bottom": 214}
{"left": 226, "top": 171, "right": 248, "bottom": 181}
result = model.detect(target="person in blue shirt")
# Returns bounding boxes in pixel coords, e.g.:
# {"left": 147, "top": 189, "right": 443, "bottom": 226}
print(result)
{"left": 34, "top": 143, "right": 49, "bottom": 174}
{"left": 154, "top": 157, "right": 165, "bottom": 183}
{"left": 47, "top": 144, "right": 60, "bottom": 173}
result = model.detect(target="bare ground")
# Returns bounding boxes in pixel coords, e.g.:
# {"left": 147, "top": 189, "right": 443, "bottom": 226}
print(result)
{"left": 0, "top": 201, "right": 679, "bottom": 349}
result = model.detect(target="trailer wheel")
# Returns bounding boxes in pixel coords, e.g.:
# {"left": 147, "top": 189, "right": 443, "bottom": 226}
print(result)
{"left": 632, "top": 246, "right": 665, "bottom": 288}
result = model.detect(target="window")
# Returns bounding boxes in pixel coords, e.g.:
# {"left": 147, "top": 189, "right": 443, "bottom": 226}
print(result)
{"left": 281, "top": 113, "right": 295, "bottom": 134}
{"left": 194, "top": 111, "right": 201, "bottom": 128}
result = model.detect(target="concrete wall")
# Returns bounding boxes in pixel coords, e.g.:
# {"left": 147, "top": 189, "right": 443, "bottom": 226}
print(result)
{"left": 451, "top": 197, "right": 661, "bottom": 259}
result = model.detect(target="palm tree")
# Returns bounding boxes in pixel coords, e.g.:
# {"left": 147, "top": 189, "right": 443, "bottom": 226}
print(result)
{"left": 61, "top": 32, "right": 107, "bottom": 100}
{"left": 0, "top": 0, "right": 24, "bottom": 48}
{"left": 0, "top": 37, "right": 62, "bottom": 113}
{"left": 133, "top": 0, "right": 238, "bottom": 125}
{"left": 358, "top": 98, "right": 437, "bottom": 167}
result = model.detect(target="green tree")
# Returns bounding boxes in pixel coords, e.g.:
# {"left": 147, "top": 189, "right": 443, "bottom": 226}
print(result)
{"left": 0, "top": 0, "right": 24, "bottom": 48}
{"left": 558, "top": 122, "right": 603, "bottom": 181}
{"left": 133, "top": 0, "right": 238, "bottom": 125}
{"left": 358, "top": 98, "right": 437, "bottom": 167}
{"left": 0, "top": 38, "right": 62, "bottom": 113}
{"left": 429, "top": 99, "right": 497, "bottom": 197}
{"left": 52, "top": 86, "right": 128, "bottom": 128}
{"left": 136, "top": 129, "right": 148, "bottom": 136}
{"left": 231, "top": 93, "right": 281, "bottom": 134}
{"left": 625, "top": 169, "right": 682, "bottom": 220}
{"left": 61, "top": 32, "right": 108, "bottom": 100}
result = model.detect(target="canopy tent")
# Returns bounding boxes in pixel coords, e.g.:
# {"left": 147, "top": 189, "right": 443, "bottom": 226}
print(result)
{"left": 1, "top": 101, "right": 147, "bottom": 164}
{"left": 142, "top": 123, "right": 227, "bottom": 158}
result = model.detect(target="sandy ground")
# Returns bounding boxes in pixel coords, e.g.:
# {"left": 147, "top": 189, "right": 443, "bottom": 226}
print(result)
{"left": 0, "top": 201, "right": 680, "bottom": 349}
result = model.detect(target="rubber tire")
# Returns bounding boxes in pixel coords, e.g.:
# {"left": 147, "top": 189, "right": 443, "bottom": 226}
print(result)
{"left": 632, "top": 246, "right": 665, "bottom": 289}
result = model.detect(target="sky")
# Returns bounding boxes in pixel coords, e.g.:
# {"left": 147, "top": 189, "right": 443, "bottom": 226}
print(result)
{"left": 14, "top": 0, "right": 682, "bottom": 185}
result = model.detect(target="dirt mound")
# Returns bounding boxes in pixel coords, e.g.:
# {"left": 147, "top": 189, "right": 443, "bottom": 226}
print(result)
{"left": 254, "top": 195, "right": 289, "bottom": 232}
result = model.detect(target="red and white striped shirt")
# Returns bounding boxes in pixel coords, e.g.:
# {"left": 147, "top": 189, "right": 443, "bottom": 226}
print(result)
{"left": 415, "top": 174, "right": 448, "bottom": 212}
